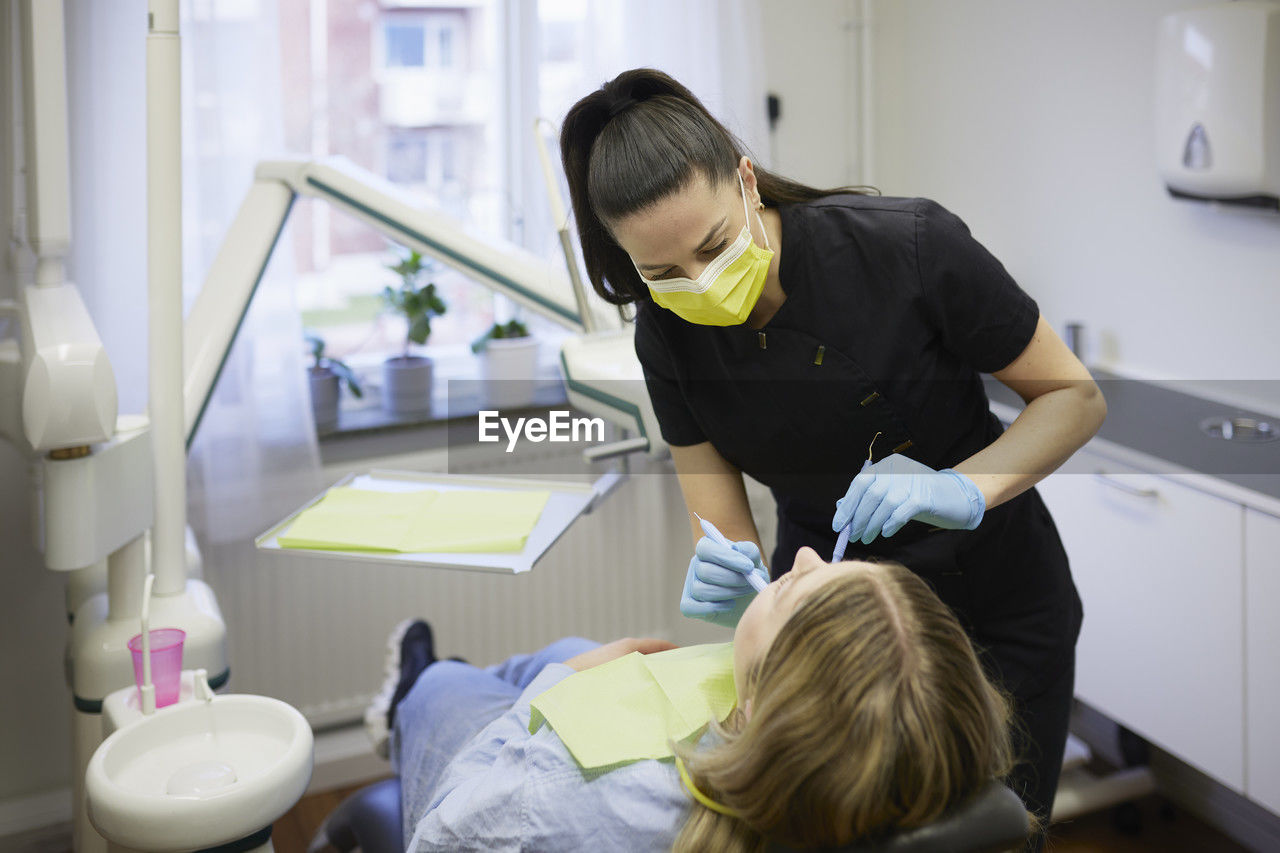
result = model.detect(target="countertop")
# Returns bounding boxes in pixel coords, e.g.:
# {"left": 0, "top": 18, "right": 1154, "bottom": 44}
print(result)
{"left": 984, "top": 370, "right": 1280, "bottom": 506}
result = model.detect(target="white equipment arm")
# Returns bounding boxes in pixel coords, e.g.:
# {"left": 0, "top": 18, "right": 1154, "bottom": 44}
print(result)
{"left": 0, "top": 0, "right": 119, "bottom": 455}
{"left": 183, "top": 156, "right": 622, "bottom": 444}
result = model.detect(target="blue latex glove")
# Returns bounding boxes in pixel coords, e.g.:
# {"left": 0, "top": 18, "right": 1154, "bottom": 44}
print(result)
{"left": 831, "top": 453, "right": 986, "bottom": 545}
{"left": 679, "top": 536, "right": 771, "bottom": 629}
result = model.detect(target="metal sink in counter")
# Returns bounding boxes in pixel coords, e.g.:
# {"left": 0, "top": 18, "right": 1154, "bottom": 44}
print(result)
{"left": 982, "top": 370, "right": 1280, "bottom": 501}
{"left": 1200, "top": 416, "right": 1277, "bottom": 443}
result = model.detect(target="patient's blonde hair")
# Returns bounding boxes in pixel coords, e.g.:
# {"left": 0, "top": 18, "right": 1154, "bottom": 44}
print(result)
{"left": 673, "top": 562, "right": 1016, "bottom": 852}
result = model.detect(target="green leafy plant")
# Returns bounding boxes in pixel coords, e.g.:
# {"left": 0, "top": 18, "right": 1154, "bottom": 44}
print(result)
{"left": 381, "top": 248, "right": 447, "bottom": 358}
{"left": 305, "top": 332, "right": 363, "bottom": 398}
{"left": 470, "top": 318, "right": 531, "bottom": 354}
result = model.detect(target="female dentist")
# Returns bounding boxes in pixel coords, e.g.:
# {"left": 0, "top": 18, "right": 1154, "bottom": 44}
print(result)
{"left": 559, "top": 69, "right": 1105, "bottom": 849}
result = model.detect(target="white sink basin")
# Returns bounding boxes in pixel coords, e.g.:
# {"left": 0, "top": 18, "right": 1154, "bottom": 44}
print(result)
{"left": 86, "top": 694, "right": 313, "bottom": 852}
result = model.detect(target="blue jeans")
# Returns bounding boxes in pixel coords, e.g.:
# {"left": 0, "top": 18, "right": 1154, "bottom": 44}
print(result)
{"left": 392, "top": 637, "right": 599, "bottom": 847}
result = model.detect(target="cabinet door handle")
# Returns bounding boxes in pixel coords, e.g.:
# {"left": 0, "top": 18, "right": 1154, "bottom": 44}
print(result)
{"left": 1093, "top": 472, "right": 1159, "bottom": 499}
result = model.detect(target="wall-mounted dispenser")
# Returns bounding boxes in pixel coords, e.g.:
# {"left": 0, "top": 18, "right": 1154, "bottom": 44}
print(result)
{"left": 1155, "top": 1, "right": 1280, "bottom": 210}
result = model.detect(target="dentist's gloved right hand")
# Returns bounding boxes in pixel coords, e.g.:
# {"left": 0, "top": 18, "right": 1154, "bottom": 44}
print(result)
{"left": 680, "top": 537, "right": 771, "bottom": 629}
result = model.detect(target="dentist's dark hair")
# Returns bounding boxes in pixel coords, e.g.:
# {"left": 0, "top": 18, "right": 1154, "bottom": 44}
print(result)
{"left": 560, "top": 67, "right": 876, "bottom": 306}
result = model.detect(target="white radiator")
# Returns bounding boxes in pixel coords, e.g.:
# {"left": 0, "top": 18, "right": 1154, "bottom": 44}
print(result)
{"left": 201, "top": 438, "right": 758, "bottom": 729}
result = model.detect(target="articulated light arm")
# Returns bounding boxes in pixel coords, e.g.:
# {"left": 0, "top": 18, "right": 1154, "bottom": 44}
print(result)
{"left": 182, "top": 156, "right": 621, "bottom": 445}
{"left": 182, "top": 177, "right": 295, "bottom": 447}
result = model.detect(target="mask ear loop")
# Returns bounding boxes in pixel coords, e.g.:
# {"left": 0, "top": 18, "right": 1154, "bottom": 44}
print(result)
{"left": 738, "top": 172, "right": 771, "bottom": 252}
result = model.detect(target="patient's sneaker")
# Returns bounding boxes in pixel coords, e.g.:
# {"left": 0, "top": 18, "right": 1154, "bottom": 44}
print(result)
{"left": 364, "top": 619, "right": 436, "bottom": 759}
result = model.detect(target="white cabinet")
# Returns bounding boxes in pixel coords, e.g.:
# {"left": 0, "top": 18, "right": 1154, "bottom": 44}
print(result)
{"left": 1037, "top": 447, "right": 1246, "bottom": 791}
{"left": 1246, "top": 508, "right": 1280, "bottom": 813}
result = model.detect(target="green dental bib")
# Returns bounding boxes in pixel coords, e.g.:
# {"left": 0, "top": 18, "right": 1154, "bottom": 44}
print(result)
{"left": 529, "top": 643, "right": 737, "bottom": 770}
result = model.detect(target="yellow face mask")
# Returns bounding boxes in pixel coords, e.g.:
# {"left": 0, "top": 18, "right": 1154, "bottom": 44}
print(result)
{"left": 635, "top": 173, "right": 774, "bottom": 327}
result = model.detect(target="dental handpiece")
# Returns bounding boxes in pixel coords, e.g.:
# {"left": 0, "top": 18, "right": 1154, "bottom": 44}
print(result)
{"left": 694, "top": 514, "right": 769, "bottom": 593}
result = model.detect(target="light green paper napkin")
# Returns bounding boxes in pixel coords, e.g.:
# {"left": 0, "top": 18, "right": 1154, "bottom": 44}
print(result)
{"left": 528, "top": 642, "right": 737, "bottom": 770}
{"left": 403, "top": 489, "right": 552, "bottom": 552}
{"left": 277, "top": 487, "right": 438, "bottom": 551}
{"left": 277, "top": 485, "right": 551, "bottom": 553}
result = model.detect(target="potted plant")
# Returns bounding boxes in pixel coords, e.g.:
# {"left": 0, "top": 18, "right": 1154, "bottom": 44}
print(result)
{"left": 305, "top": 332, "right": 362, "bottom": 433}
{"left": 380, "top": 248, "right": 447, "bottom": 414}
{"left": 471, "top": 318, "right": 539, "bottom": 409}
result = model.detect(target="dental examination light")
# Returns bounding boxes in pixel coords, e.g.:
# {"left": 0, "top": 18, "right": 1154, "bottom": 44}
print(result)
{"left": 185, "top": 155, "right": 664, "bottom": 464}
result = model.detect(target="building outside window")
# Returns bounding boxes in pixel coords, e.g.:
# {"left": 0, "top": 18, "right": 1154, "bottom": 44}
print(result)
{"left": 275, "top": 0, "right": 667, "bottom": 419}
{"left": 286, "top": 0, "right": 502, "bottom": 377}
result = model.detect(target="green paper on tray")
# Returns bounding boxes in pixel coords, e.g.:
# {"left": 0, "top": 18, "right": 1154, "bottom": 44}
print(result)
{"left": 277, "top": 485, "right": 551, "bottom": 553}
{"left": 528, "top": 643, "right": 737, "bottom": 770}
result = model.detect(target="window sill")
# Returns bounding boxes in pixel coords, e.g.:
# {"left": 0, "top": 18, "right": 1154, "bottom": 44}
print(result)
{"left": 317, "top": 373, "right": 569, "bottom": 467}
{"left": 315, "top": 340, "right": 583, "bottom": 463}
{"left": 322, "top": 344, "right": 564, "bottom": 434}
{"left": 323, "top": 375, "right": 567, "bottom": 434}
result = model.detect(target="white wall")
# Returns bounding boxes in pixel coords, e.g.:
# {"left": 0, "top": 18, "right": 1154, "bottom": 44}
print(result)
{"left": 0, "top": 447, "right": 71, "bottom": 805}
{"left": 866, "top": 0, "right": 1280, "bottom": 384}
{"left": 760, "top": 0, "right": 864, "bottom": 189}
{"left": 764, "top": 0, "right": 1280, "bottom": 385}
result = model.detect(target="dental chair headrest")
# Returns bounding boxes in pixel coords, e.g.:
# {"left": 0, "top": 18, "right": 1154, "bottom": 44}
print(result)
{"left": 315, "top": 776, "right": 1030, "bottom": 853}
{"left": 767, "top": 781, "right": 1031, "bottom": 853}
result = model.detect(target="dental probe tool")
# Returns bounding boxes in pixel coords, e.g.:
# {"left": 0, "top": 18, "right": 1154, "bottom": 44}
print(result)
{"left": 831, "top": 521, "right": 853, "bottom": 565}
{"left": 694, "top": 513, "right": 769, "bottom": 593}
{"left": 832, "top": 432, "right": 883, "bottom": 563}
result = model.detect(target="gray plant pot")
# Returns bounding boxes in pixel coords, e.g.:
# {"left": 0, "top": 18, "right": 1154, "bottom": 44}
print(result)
{"left": 383, "top": 355, "right": 433, "bottom": 414}
{"left": 308, "top": 366, "right": 340, "bottom": 432}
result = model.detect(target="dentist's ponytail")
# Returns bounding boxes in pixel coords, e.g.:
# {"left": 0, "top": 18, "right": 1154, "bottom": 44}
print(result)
{"left": 560, "top": 67, "right": 874, "bottom": 307}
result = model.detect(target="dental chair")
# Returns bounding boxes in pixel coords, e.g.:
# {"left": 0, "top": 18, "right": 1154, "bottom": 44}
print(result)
{"left": 309, "top": 777, "right": 1030, "bottom": 853}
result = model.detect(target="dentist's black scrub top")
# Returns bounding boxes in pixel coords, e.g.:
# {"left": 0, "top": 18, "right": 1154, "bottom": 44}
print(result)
{"left": 634, "top": 195, "right": 1082, "bottom": 699}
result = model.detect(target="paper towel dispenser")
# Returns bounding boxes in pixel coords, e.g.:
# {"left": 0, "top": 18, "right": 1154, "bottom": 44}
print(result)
{"left": 1155, "top": 1, "right": 1280, "bottom": 210}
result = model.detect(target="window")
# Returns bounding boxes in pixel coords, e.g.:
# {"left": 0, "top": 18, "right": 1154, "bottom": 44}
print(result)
{"left": 384, "top": 22, "right": 425, "bottom": 68}
{"left": 387, "top": 133, "right": 428, "bottom": 184}
{"left": 439, "top": 133, "right": 458, "bottom": 183}
{"left": 287, "top": 1, "right": 727, "bottom": 412}
{"left": 386, "top": 129, "right": 464, "bottom": 189}
{"left": 435, "top": 20, "right": 456, "bottom": 69}
{"left": 381, "top": 13, "right": 465, "bottom": 72}
{"left": 295, "top": 1, "right": 504, "bottom": 383}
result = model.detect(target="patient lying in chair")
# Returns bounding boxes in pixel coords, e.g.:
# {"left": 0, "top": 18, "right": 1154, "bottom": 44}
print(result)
{"left": 368, "top": 547, "right": 1020, "bottom": 851}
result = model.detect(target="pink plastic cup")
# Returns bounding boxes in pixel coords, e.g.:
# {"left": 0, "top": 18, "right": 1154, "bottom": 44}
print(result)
{"left": 127, "top": 628, "right": 186, "bottom": 708}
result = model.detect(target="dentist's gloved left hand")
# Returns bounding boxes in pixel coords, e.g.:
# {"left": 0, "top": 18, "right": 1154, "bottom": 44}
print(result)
{"left": 832, "top": 454, "right": 986, "bottom": 545}
{"left": 680, "top": 537, "right": 770, "bottom": 629}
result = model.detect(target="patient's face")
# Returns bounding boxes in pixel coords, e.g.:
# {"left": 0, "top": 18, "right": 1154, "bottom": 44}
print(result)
{"left": 732, "top": 547, "right": 869, "bottom": 701}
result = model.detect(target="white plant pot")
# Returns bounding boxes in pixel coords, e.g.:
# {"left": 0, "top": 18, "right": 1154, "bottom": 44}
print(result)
{"left": 481, "top": 337, "right": 539, "bottom": 409}
{"left": 383, "top": 355, "right": 434, "bottom": 414}
{"left": 308, "top": 366, "right": 340, "bottom": 432}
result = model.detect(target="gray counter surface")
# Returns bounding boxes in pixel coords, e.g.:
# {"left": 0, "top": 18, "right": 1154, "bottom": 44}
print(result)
{"left": 984, "top": 371, "right": 1280, "bottom": 502}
